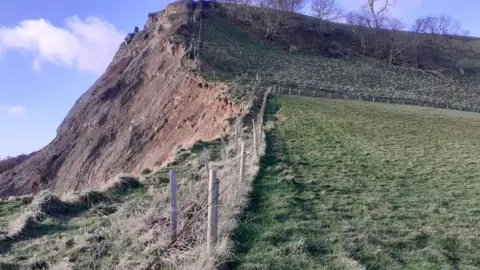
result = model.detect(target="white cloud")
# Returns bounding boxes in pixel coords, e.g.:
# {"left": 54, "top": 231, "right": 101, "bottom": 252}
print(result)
{"left": 7, "top": 106, "right": 26, "bottom": 116}
{"left": 0, "top": 16, "right": 125, "bottom": 75}
{"left": 2, "top": 106, "right": 26, "bottom": 117}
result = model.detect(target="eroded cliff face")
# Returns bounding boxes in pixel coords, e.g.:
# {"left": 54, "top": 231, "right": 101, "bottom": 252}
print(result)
{"left": 0, "top": 2, "right": 238, "bottom": 196}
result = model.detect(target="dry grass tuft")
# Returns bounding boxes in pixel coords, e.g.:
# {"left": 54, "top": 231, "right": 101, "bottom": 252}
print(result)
{"left": 7, "top": 190, "right": 66, "bottom": 238}
{"left": 6, "top": 176, "right": 142, "bottom": 240}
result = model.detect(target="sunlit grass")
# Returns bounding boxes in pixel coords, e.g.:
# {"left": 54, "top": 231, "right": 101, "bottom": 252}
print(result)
{"left": 233, "top": 96, "right": 480, "bottom": 269}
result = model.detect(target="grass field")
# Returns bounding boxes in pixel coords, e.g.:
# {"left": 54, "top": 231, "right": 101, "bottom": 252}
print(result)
{"left": 233, "top": 95, "right": 480, "bottom": 269}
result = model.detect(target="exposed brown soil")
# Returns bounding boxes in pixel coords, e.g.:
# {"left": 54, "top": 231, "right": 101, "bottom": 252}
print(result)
{"left": 0, "top": 2, "right": 238, "bottom": 197}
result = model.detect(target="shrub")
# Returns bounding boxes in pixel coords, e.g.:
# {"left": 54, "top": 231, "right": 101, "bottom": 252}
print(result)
{"left": 141, "top": 168, "right": 152, "bottom": 175}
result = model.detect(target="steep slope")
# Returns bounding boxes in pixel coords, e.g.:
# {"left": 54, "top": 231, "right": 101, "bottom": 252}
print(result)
{"left": 0, "top": 2, "right": 238, "bottom": 197}
{"left": 200, "top": 6, "right": 480, "bottom": 109}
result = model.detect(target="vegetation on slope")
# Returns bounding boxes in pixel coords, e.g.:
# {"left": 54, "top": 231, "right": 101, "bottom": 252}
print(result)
{"left": 233, "top": 95, "right": 480, "bottom": 269}
{"left": 199, "top": 7, "right": 480, "bottom": 109}
{"left": 0, "top": 176, "right": 146, "bottom": 269}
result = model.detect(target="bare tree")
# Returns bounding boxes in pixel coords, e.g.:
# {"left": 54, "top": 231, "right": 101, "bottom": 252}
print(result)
{"left": 311, "top": 0, "right": 343, "bottom": 22}
{"left": 410, "top": 18, "right": 428, "bottom": 67}
{"left": 412, "top": 14, "right": 470, "bottom": 74}
{"left": 346, "top": 10, "right": 371, "bottom": 55}
{"left": 436, "top": 15, "right": 470, "bottom": 74}
{"left": 384, "top": 17, "right": 406, "bottom": 65}
{"left": 256, "top": 0, "right": 305, "bottom": 39}
{"left": 257, "top": 0, "right": 284, "bottom": 39}
{"left": 262, "top": 0, "right": 305, "bottom": 12}
{"left": 365, "top": 0, "right": 393, "bottom": 57}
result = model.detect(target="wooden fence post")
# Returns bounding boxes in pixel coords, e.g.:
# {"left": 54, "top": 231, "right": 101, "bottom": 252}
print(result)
{"left": 328, "top": 93, "right": 331, "bottom": 99}
{"left": 170, "top": 170, "right": 178, "bottom": 242}
{"left": 313, "top": 91, "right": 316, "bottom": 97}
{"left": 289, "top": 88, "right": 291, "bottom": 95}
{"left": 344, "top": 94, "right": 347, "bottom": 100}
{"left": 234, "top": 116, "right": 240, "bottom": 140}
{"left": 239, "top": 142, "right": 245, "bottom": 183}
{"left": 257, "top": 114, "right": 262, "bottom": 143}
{"left": 373, "top": 96, "right": 375, "bottom": 103}
{"left": 203, "top": 148, "right": 210, "bottom": 174}
{"left": 252, "top": 119, "right": 257, "bottom": 157}
{"left": 207, "top": 169, "right": 219, "bottom": 253}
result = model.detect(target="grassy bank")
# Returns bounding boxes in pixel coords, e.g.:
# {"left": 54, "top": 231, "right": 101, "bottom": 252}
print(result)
{"left": 233, "top": 96, "right": 480, "bottom": 269}
{"left": 200, "top": 12, "right": 480, "bottom": 109}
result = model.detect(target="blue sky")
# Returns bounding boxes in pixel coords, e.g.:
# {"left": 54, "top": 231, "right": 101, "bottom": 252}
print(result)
{"left": 0, "top": 0, "right": 479, "bottom": 158}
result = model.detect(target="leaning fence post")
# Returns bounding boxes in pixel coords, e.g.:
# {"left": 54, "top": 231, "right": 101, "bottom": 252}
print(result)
{"left": 170, "top": 170, "right": 178, "bottom": 242}
{"left": 203, "top": 148, "right": 210, "bottom": 174}
{"left": 207, "top": 169, "right": 219, "bottom": 253}
{"left": 252, "top": 119, "right": 257, "bottom": 157}
{"left": 239, "top": 142, "right": 245, "bottom": 183}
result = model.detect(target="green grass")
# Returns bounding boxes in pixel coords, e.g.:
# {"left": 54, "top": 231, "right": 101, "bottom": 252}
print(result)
{"left": 200, "top": 12, "right": 480, "bottom": 109}
{"left": 233, "top": 95, "right": 480, "bottom": 269}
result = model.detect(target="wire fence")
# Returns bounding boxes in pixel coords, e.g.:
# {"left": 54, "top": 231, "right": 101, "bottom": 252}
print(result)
{"left": 272, "top": 86, "right": 479, "bottom": 113}
{"left": 156, "top": 82, "right": 270, "bottom": 266}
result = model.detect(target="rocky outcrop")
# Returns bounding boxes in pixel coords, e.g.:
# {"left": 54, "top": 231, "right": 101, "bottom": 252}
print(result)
{"left": 0, "top": 1, "right": 238, "bottom": 197}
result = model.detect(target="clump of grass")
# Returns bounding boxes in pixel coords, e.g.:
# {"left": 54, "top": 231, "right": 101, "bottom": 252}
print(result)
{"left": 5, "top": 176, "right": 142, "bottom": 239}
{"left": 7, "top": 191, "right": 68, "bottom": 238}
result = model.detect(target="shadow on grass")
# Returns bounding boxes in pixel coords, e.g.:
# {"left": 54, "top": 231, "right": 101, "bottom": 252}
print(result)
{"left": 0, "top": 223, "right": 80, "bottom": 254}
{"left": 227, "top": 96, "right": 340, "bottom": 269}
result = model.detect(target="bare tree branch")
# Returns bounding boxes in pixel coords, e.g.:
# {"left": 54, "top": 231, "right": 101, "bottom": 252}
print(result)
{"left": 311, "top": 0, "right": 343, "bottom": 22}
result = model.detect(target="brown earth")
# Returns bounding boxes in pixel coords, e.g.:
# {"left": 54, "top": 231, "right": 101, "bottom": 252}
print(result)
{"left": 0, "top": 2, "right": 239, "bottom": 197}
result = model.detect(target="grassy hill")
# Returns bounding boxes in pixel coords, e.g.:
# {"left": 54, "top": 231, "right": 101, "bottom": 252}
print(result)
{"left": 199, "top": 5, "right": 480, "bottom": 109}
{"left": 233, "top": 95, "right": 480, "bottom": 269}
